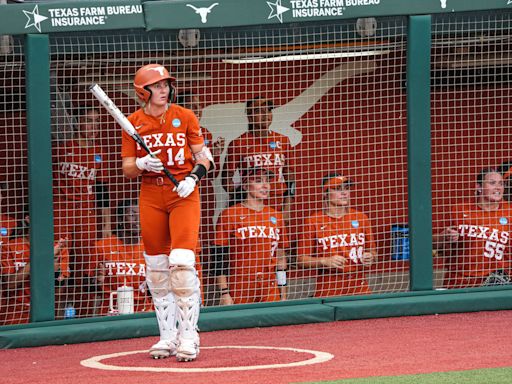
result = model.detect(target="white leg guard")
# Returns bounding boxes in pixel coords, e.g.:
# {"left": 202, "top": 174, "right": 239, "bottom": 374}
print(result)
{"left": 169, "top": 248, "right": 201, "bottom": 362}
{"left": 145, "top": 253, "right": 178, "bottom": 359}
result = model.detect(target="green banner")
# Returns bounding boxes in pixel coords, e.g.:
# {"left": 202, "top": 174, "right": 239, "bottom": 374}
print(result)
{"left": 0, "top": 1, "right": 145, "bottom": 35}
{"left": 0, "top": 0, "right": 510, "bottom": 35}
{"left": 144, "top": 0, "right": 512, "bottom": 30}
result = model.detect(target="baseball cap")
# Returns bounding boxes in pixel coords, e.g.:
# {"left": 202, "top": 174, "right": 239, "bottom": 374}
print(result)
{"left": 245, "top": 96, "right": 274, "bottom": 115}
{"left": 322, "top": 173, "right": 353, "bottom": 191}
{"left": 241, "top": 166, "right": 275, "bottom": 183}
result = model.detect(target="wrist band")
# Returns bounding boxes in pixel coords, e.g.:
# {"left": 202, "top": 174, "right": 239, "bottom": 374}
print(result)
{"left": 276, "top": 270, "right": 287, "bottom": 286}
{"left": 220, "top": 287, "right": 229, "bottom": 294}
{"left": 191, "top": 164, "right": 207, "bottom": 182}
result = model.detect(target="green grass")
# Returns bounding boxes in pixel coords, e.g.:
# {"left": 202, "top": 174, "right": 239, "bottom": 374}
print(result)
{"left": 299, "top": 367, "right": 512, "bottom": 384}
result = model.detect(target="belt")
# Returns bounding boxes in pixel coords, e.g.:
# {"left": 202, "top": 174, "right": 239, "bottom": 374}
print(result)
{"left": 142, "top": 176, "right": 176, "bottom": 186}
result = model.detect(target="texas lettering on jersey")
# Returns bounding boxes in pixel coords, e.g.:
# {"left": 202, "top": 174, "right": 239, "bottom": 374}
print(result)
{"left": 59, "top": 162, "right": 97, "bottom": 181}
{"left": 458, "top": 224, "right": 509, "bottom": 260}
{"left": 138, "top": 132, "right": 186, "bottom": 150}
{"left": 237, "top": 225, "right": 281, "bottom": 241}
{"left": 104, "top": 261, "right": 146, "bottom": 277}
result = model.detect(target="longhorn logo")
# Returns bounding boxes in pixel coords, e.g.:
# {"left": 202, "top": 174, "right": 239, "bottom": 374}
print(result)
{"left": 186, "top": 3, "right": 219, "bottom": 24}
{"left": 147, "top": 66, "right": 166, "bottom": 76}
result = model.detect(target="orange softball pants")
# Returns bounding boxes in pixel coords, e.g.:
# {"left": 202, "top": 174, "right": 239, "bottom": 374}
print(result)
{"left": 139, "top": 179, "right": 201, "bottom": 255}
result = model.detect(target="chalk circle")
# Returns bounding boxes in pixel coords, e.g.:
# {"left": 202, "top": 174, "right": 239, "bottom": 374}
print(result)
{"left": 80, "top": 345, "right": 334, "bottom": 373}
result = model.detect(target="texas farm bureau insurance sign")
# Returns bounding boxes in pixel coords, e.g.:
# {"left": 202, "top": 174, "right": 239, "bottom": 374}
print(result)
{"left": 0, "top": 1, "right": 145, "bottom": 34}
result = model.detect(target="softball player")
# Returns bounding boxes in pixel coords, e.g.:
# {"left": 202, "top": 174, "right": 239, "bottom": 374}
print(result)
{"left": 52, "top": 106, "right": 112, "bottom": 279}
{"left": 297, "top": 173, "right": 376, "bottom": 297}
{"left": 93, "top": 201, "right": 152, "bottom": 315}
{"left": 122, "top": 64, "right": 213, "bottom": 361}
{"left": 221, "top": 97, "right": 295, "bottom": 214}
{"left": 214, "top": 167, "right": 288, "bottom": 305}
{"left": 435, "top": 168, "right": 512, "bottom": 288}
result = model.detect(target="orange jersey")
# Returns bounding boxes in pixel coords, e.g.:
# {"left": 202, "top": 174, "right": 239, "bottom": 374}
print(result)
{"left": 53, "top": 140, "right": 106, "bottom": 200}
{"left": 2, "top": 237, "right": 70, "bottom": 302}
{"left": 123, "top": 105, "right": 204, "bottom": 180}
{"left": 224, "top": 131, "right": 292, "bottom": 207}
{"left": 446, "top": 201, "right": 512, "bottom": 279}
{"left": 214, "top": 204, "right": 288, "bottom": 303}
{"left": 93, "top": 236, "right": 151, "bottom": 313}
{"left": 298, "top": 209, "right": 376, "bottom": 297}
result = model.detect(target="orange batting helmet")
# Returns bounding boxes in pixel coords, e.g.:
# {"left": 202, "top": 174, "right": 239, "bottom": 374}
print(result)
{"left": 133, "top": 64, "right": 176, "bottom": 103}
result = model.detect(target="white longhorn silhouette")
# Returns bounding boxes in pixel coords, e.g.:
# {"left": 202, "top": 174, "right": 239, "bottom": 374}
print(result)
{"left": 186, "top": 3, "right": 219, "bottom": 23}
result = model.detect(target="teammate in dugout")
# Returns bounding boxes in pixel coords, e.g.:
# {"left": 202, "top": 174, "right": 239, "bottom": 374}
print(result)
{"left": 52, "top": 106, "right": 112, "bottom": 285}
{"left": 92, "top": 200, "right": 152, "bottom": 315}
{"left": 122, "top": 64, "right": 214, "bottom": 362}
{"left": 221, "top": 97, "right": 295, "bottom": 218}
{"left": 434, "top": 168, "right": 512, "bottom": 288}
{"left": 297, "top": 173, "right": 377, "bottom": 297}
{"left": 214, "top": 167, "right": 288, "bottom": 305}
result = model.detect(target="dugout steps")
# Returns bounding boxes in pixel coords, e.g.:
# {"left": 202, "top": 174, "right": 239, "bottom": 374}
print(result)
{"left": 2, "top": 288, "right": 512, "bottom": 349}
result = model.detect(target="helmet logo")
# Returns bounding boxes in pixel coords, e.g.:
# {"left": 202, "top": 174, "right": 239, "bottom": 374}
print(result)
{"left": 147, "top": 66, "right": 166, "bottom": 76}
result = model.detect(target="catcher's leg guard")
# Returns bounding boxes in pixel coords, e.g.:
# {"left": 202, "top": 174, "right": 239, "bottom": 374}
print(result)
{"left": 169, "top": 248, "right": 201, "bottom": 362}
{"left": 145, "top": 253, "right": 178, "bottom": 359}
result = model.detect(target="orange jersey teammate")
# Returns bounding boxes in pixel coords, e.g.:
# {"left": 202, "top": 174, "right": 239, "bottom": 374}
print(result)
{"left": 221, "top": 97, "right": 295, "bottom": 214}
{"left": 214, "top": 167, "right": 288, "bottom": 305}
{"left": 121, "top": 64, "right": 213, "bottom": 362}
{"left": 435, "top": 169, "right": 512, "bottom": 288}
{"left": 298, "top": 173, "right": 377, "bottom": 297}
{"left": 52, "top": 107, "right": 112, "bottom": 278}
{"left": 1, "top": 217, "right": 69, "bottom": 325}
{"left": 93, "top": 200, "right": 152, "bottom": 315}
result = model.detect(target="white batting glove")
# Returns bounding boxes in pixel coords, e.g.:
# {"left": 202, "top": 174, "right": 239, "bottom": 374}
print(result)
{"left": 135, "top": 149, "right": 164, "bottom": 173}
{"left": 174, "top": 176, "right": 196, "bottom": 198}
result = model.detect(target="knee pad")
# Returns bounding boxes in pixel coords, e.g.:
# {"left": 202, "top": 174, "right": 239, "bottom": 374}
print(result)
{"left": 169, "top": 249, "right": 199, "bottom": 297}
{"left": 144, "top": 253, "right": 170, "bottom": 299}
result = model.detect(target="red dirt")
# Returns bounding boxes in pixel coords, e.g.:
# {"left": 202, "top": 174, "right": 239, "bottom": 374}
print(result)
{"left": 2, "top": 310, "right": 512, "bottom": 384}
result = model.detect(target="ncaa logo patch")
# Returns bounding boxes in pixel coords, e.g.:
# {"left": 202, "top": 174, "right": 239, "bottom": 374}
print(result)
{"left": 270, "top": 216, "right": 277, "bottom": 224}
{"left": 94, "top": 154, "right": 102, "bottom": 163}
{"left": 204, "top": 139, "right": 210, "bottom": 145}
{"left": 1, "top": 227, "right": 7, "bottom": 236}
{"left": 172, "top": 118, "right": 181, "bottom": 128}
{"left": 500, "top": 217, "right": 508, "bottom": 225}
{"left": 269, "top": 141, "right": 277, "bottom": 149}
{"left": 351, "top": 220, "right": 359, "bottom": 228}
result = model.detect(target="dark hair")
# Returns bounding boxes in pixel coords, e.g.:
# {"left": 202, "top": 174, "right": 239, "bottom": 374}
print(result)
{"left": 476, "top": 168, "right": 499, "bottom": 187}
{"left": 116, "top": 199, "right": 138, "bottom": 233}
{"left": 245, "top": 96, "right": 273, "bottom": 132}
{"left": 175, "top": 91, "right": 195, "bottom": 107}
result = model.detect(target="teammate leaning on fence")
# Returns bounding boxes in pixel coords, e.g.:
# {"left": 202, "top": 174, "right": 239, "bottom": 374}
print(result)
{"left": 121, "top": 64, "right": 213, "bottom": 362}
{"left": 434, "top": 168, "right": 512, "bottom": 288}
{"left": 297, "top": 173, "right": 376, "bottom": 297}
{"left": 214, "top": 167, "right": 288, "bottom": 305}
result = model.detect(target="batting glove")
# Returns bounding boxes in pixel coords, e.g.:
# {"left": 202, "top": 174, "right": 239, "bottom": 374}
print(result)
{"left": 174, "top": 176, "right": 196, "bottom": 198}
{"left": 135, "top": 149, "right": 164, "bottom": 173}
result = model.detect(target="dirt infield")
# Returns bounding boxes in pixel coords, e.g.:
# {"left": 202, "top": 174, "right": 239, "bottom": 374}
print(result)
{"left": 2, "top": 310, "right": 512, "bottom": 384}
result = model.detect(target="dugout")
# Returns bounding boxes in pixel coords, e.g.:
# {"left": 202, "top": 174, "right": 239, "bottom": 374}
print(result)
{"left": 0, "top": 0, "right": 512, "bottom": 348}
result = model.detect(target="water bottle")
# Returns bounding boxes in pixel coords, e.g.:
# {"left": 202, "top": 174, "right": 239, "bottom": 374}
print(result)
{"left": 64, "top": 304, "right": 76, "bottom": 319}
{"left": 391, "top": 224, "right": 410, "bottom": 260}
